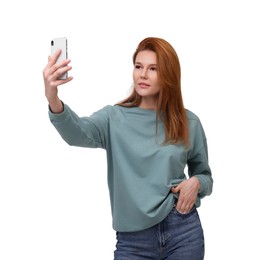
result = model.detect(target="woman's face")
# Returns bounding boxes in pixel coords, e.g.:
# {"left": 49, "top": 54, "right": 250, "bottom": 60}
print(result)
{"left": 133, "top": 50, "right": 161, "bottom": 109}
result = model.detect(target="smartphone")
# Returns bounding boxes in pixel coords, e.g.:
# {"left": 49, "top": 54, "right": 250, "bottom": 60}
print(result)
{"left": 50, "top": 37, "right": 68, "bottom": 79}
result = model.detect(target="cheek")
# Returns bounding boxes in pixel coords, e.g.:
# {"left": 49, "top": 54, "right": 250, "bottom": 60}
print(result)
{"left": 152, "top": 78, "right": 160, "bottom": 90}
{"left": 133, "top": 71, "right": 138, "bottom": 83}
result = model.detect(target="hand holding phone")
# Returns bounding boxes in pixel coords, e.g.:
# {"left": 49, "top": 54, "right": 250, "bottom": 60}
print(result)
{"left": 51, "top": 37, "right": 68, "bottom": 79}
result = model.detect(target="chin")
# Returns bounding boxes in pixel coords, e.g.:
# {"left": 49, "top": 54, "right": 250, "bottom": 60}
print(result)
{"left": 136, "top": 90, "right": 159, "bottom": 99}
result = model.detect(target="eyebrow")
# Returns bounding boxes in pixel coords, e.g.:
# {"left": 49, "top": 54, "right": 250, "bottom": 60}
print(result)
{"left": 135, "top": 62, "right": 157, "bottom": 66}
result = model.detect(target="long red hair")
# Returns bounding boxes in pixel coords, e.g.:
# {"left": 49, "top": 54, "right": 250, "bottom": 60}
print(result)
{"left": 117, "top": 37, "right": 189, "bottom": 146}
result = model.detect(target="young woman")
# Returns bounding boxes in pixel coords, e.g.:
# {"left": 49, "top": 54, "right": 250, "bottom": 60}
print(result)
{"left": 43, "top": 37, "right": 213, "bottom": 259}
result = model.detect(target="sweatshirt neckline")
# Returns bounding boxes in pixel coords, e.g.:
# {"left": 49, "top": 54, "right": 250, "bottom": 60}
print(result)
{"left": 123, "top": 106, "right": 157, "bottom": 114}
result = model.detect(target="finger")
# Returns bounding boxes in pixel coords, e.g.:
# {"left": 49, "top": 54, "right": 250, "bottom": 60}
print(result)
{"left": 48, "top": 59, "right": 72, "bottom": 78}
{"left": 58, "top": 58, "right": 72, "bottom": 67}
{"left": 49, "top": 49, "right": 62, "bottom": 65}
{"left": 171, "top": 184, "right": 180, "bottom": 193}
{"left": 45, "top": 49, "right": 62, "bottom": 72}
{"left": 43, "top": 50, "right": 62, "bottom": 74}
{"left": 175, "top": 194, "right": 186, "bottom": 212}
{"left": 47, "top": 74, "right": 73, "bottom": 90}
{"left": 177, "top": 207, "right": 189, "bottom": 214}
{"left": 171, "top": 187, "right": 177, "bottom": 193}
{"left": 52, "top": 65, "right": 73, "bottom": 82}
{"left": 57, "top": 76, "right": 73, "bottom": 86}
{"left": 176, "top": 198, "right": 195, "bottom": 213}
{"left": 176, "top": 203, "right": 188, "bottom": 214}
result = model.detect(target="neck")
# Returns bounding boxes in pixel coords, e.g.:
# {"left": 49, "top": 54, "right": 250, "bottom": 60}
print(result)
{"left": 139, "top": 98, "right": 157, "bottom": 110}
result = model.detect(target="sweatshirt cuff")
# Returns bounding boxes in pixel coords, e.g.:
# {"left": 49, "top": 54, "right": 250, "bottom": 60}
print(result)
{"left": 195, "top": 175, "right": 209, "bottom": 198}
{"left": 48, "top": 102, "right": 70, "bottom": 122}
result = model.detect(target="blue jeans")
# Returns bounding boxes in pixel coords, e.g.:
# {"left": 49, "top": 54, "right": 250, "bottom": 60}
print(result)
{"left": 114, "top": 207, "right": 204, "bottom": 260}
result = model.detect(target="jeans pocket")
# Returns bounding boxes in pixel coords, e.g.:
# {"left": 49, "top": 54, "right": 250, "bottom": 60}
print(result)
{"left": 173, "top": 206, "right": 196, "bottom": 218}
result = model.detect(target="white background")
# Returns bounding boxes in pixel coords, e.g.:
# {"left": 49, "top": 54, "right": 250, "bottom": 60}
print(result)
{"left": 1, "top": 0, "right": 257, "bottom": 259}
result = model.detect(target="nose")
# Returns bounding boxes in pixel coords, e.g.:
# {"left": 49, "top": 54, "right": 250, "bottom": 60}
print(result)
{"left": 140, "top": 68, "right": 148, "bottom": 79}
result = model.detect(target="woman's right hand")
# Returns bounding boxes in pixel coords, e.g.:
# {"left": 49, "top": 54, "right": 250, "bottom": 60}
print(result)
{"left": 42, "top": 49, "right": 73, "bottom": 113}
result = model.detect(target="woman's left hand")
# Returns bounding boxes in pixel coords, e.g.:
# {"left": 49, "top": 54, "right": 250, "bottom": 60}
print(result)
{"left": 171, "top": 177, "right": 200, "bottom": 214}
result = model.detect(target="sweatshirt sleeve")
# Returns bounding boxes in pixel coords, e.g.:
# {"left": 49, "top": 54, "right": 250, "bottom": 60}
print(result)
{"left": 187, "top": 117, "right": 213, "bottom": 198}
{"left": 48, "top": 103, "right": 110, "bottom": 149}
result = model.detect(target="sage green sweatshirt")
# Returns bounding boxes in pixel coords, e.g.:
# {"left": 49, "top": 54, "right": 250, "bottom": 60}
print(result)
{"left": 49, "top": 104, "right": 213, "bottom": 232}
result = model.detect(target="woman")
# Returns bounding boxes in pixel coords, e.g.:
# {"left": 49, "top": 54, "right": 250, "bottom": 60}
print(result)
{"left": 43, "top": 37, "right": 213, "bottom": 259}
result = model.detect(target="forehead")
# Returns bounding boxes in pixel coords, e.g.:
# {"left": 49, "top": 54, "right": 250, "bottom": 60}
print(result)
{"left": 135, "top": 50, "right": 157, "bottom": 64}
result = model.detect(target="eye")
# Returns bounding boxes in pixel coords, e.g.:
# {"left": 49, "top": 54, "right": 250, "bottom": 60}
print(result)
{"left": 135, "top": 65, "right": 141, "bottom": 69}
{"left": 149, "top": 66, "right": 157, "bottom": 71}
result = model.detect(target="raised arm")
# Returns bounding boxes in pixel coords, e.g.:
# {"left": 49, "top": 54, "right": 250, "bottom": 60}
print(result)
{"left": 42, "top": 49, "right": 73, "bottom": 113}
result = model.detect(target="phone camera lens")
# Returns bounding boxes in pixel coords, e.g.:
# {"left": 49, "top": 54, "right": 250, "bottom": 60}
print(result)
{"left": 51, "top": 40, "right": 54, "bottom": 46}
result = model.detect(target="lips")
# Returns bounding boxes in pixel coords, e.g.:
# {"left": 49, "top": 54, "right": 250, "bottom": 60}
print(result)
{"left": 138, "top": 82, "right": 150, "bottom": 88}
